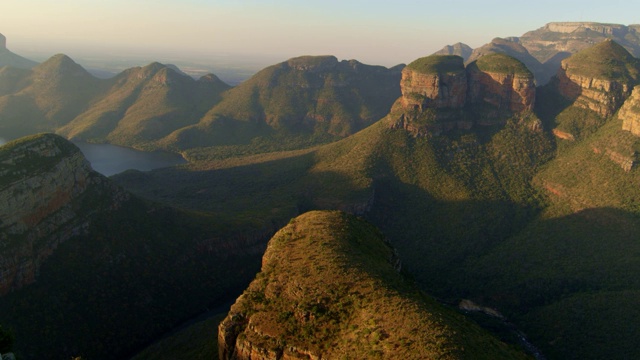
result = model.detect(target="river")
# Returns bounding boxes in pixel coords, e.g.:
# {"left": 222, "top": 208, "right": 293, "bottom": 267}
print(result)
{"left": 73, "top": 142, "right": 186, "bottom": 176}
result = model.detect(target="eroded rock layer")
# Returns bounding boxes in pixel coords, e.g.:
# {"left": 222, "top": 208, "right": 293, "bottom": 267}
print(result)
{"left": 0, "top": 133, "right": 125, "bottom": 294}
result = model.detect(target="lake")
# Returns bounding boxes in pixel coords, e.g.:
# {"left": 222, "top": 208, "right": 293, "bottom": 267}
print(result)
{"left": 73, "top": 142, "right": 186, "bottom": 176}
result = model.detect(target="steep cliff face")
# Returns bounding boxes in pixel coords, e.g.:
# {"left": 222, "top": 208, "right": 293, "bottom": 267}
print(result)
{"left": 218, "top": 211, "right": 529, "bottom": 360}
{"left": 391, "top": 55, "right": 469, "bottom": 135}
{"left": 554, "top": 40, "right": 640, "bottom": 118}
{"left": 0, "top": 133, "right": 125, "bottom": 295}
{"left": 400, "top": 56, "right": 467, "bottom": 110}
{"left": 467, "top": 53, "right": 536, "bottom": 118}
{"left": 620, "top": 86, "right": 640, "bottom": 136}
{"left": 391, "top": 54, "right": 536, "bottom": 136}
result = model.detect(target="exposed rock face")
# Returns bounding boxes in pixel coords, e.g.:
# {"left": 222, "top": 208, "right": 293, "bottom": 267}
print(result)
{"left": 0, "top": 34, "right": 37, "bottom": 70}
{"left": 432, "top": 42, "right": 473, "bottom": 62}
{"left": 553, "top": 40, "right": 639, "bottom": 118}
{"left": 286, "top": 55, "right": 339, "bottom": 72}
{"left": 620, "top": 86, "right": 640, "bottom": 136}
{"left": 519, "top": 22, "right": 640, "bottom": 62}
{"left": 467, "top": 63, "right": 535, "bottom": 115}
{"left": 605, "top": 148, "right": 635, "bottom": 172}
{"left": 0, "top": 134, "right": 125, "bottom": 295}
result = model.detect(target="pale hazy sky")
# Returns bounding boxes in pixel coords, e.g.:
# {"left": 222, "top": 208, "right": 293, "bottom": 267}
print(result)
{"left": 2, "top": 0, "right": 640, "bottom": 66}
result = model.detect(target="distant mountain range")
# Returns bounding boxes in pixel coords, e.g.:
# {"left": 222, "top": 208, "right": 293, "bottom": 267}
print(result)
{"left": 3, "top": 22, "right": 640, "bottom": 360}
{"left": 435, "top": 22, "right": 640, "bottom": 85}
{"left": 0, "top": 134, "right": 269, "bottom": 359}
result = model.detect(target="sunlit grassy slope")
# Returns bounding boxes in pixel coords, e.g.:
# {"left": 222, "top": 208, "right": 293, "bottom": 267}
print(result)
{"left": 221, "top": 210, "right": 530, "bottom": 359}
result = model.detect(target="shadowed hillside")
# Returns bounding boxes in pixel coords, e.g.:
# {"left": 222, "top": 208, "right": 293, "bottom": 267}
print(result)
{"left": 0, "top": 33, "right": 37, "bottom": 70}
{"left": 163, "top": 55, "right": 403, "bottom": 159}
{"left": 0, "top": 134, "right": 268, "bottom": 360}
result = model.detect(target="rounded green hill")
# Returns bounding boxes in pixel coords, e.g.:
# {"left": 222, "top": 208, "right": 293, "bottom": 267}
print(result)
{"left": 406, "top": 55, "right": 465, "bottom": 75}
{"left": 563, "top": 40, "right": 640, "bottom": 81}
{"left": 473, "top": 53, "right": 533, "bottom": 76}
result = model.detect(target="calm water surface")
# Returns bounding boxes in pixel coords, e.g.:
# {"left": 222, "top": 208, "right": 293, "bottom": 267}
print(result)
{"left": 74, "top": 142, "right": 186, "bottom": 176}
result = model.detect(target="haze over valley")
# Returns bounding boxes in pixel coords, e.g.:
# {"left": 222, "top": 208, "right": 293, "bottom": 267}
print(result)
{"left": 2, "top": 1, "right": 640, "bottom": 359}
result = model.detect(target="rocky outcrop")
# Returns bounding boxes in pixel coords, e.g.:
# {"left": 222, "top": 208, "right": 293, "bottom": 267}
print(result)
{"left": 620, "top": 86, "right": 640, "bottom": 136}
{"left": 394, "top": 55, "right": 470, "bottom": 135}
{"left": 605, "top": 149, "right": 635, "bottom": 172}
{"left": 554, "top": 40, "right": 639, "bottom": 118}
{"left": 0, "top": 34, "right": 5, "bottom": 49}
{"left": 0, "top": 133, "right": 126, "bottom": 295}
{"left": 392, "top": 54, "right": 535, "bottom": 136}
{"left": 545, "top": 22, "right": 630, "bottom": 36}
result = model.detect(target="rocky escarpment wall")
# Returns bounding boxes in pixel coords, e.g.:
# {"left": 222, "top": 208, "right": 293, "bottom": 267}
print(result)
{"left": 392, "top": 54, "right": 536, "bottom": 136}
{"left": 619, "top": 86, "right": 640, "bottom": 136}
{"left": 553, "top": 40, "right": 639, "bottom": 119}
{"left": 0, "top": 134, "right": 125, "bottom": 295}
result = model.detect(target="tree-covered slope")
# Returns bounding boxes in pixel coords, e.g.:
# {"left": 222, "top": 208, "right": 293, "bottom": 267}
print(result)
{"left": 115, "top": 42, "right": 640, "bottom": 359}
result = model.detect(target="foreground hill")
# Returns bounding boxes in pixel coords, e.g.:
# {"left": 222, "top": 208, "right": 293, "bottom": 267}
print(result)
{"left": 219, "top": 211, "right": 530, "bottom": 359}
{"left": 0, "top": 134, "right": 266, "bottom": 359}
